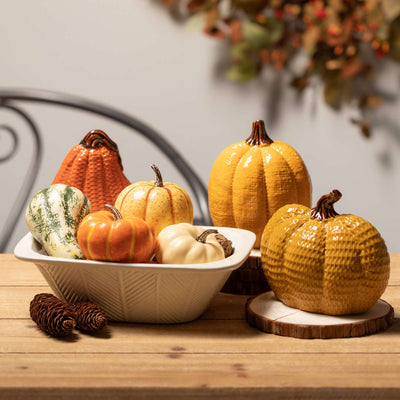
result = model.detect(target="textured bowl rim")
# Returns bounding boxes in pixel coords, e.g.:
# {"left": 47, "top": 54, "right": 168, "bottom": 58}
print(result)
{"left": 14, "top": 226, "right": 256, "bottom": 273}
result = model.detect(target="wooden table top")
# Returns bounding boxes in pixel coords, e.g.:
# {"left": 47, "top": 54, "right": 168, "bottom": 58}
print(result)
{"left": 1, "top": 253, "right": 399, "bottom": 399}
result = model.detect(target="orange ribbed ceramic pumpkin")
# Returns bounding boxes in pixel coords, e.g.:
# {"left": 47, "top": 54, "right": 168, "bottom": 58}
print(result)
{"left": 114, "top": 164, "right": 193, "bottom": 236}
{"left": 260, "top": 190, "right": 390, "bottom": 315}
{"left": 208, "top": 120, "right": 311, "bottom": 248}
{"left": 77, "top": 205, "right": 155, "bottom": 263}
{"left": 52, "top": 129, "right": 131, "bottom": 212}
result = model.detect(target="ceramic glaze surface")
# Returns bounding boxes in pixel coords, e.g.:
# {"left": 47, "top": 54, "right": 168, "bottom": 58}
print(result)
{"left": 52, "top": 130, "right": 131, "bottom": 213}
{"left": 208, "top": 120, "right": 311, "bottom": 248}
{"left": 260, "top": 191, "right": 390, "bottom": 315}
{"left": 115, "top": 165, "right": 193, "bottom": 236}
{"left": 15, "top": 226, "right": 256, "bottom": 323}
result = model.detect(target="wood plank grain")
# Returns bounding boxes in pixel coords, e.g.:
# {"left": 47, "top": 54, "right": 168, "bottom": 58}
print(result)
{"left": 2, "top": 285, "right": 398, "bottom": 321}
{"left": 1, "top": 387, "right": 400, "bottom": 400}
{"left": 0, "top": 255, "right": 48, "bottom": 286}
{"left": 1, "top": 353, "right": 400, "bottom": 389}
{"left": 0, "top": 286, "right": 249, "bottom": 321}
{"left": 1, "top": 318, "right": 399, "bottom": 355}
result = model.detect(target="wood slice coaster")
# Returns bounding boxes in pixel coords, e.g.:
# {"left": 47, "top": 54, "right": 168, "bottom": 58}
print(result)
{"left": 246, "top": 291, "right": 394, "bottom": 339}
{"left": 221, "top": 250, "right": 271, "bottom": 295}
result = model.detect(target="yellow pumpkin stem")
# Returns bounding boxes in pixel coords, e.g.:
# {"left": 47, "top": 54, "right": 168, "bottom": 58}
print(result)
{"left": 245, "top": 120, "right": 274, "bottom": 146}
{"left": 311, "top": 190, "right": 342, "bottom": 220}
{"left": 196, "top": 229, "right": 219, "bottom": 243}
{"left": 105, "top": 204, "right": 123, "bottom": 221}
{"left": 151, "top": 164, "right": 164, "bottom": 187}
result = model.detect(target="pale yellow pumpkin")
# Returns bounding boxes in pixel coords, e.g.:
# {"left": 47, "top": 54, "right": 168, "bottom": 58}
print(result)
{"left": 208, "top": 120, "right": 311, "bottom": 248}
{"left": 155, "top": 223, "right": 225, "bottom": 264}
{"left": 114, "top": 164, "right": 193, "bottom": 236}
{"left": 260, "top": 190, "right": 390, "bottom": 315}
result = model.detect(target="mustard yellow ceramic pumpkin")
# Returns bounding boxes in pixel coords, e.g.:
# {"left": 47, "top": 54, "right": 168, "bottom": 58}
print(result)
{"left": 260, "top": 190, "right": 390, "bottom": 315}
{"left": 208, "top": 120, "right": 311, "bottom": 248}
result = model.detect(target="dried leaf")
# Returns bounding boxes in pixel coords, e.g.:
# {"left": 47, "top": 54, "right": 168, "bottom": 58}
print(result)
{"left": 340, "top": 58, "right": 363, "bottom": 78}
{"left": 389, "top": 15, "right": 400, "bottom": 61}
{"left": 205, "top": 7, "right": 219, "bottom": 30}
{"left": 324, "top": 76, "right": 343, "bottom": 109}
{"left": 350, "top": 118, "right": 371, "bottom": 138}
{"left": 359, "top": 95, "right": 383, "bottom": 108}
{"left": 162, "top": 0, "right": 177, "bottom": 6}
{"left": 290, "top": 75, "right": 309, "bottom": 92}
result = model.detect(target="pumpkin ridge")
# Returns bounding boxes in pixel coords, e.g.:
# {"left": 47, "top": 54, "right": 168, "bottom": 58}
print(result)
{"left": 115, "top": 185, "right": 135, "bottom": 212}
{"left": 341, "top": 215, "right": 390, "bottom": 302}
{"left": 143, "top": 186, "right": 154, "bottom": 221}
{"left": 163, "top": 185, "right": 175, "bottom": 223}
{"left": 320, "top": 220, "right": 329, "bottom": 314}
{"left": 128, "top": 219, "right": 136, "bottom": 262}
{"left": 260, "top": 147, "right": 270, "bottom": 223}
{"left": 262, "top": 146, "right": 298, "bottom": 225}
{"left": 105, "top": 222, "right": 113, "bottom": 262}
{"left": 171, "top": 183, "right": 194, "bottom": 222}
{"left": 271, "top": 141, "right": 311, "bottom": 207}
{"left": 322, "top": 217, "right": 365, "bottom": 314}
{"left": 86, "top": 224, "right": 96, "bottom": 260}
{"left": 282, "top": 217, "right": 316, "bottom": 308}
{"left": 231, "top": 146, "right": 267, "bottom": 243}
{"left": 269, "top": 143, "right": 299, "bottom": 202}
{"left": 266, "top": 213, "right": 309, "bottom": 302}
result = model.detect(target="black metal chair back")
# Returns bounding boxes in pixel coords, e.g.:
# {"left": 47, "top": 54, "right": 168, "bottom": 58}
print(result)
{"left": 0, "top": 88, "right": 211, "bottom": 252}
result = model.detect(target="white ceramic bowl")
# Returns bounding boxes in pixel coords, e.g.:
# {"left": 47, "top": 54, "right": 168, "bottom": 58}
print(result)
{"left": 14, "top": 227, "right": 256, "bottom": 323}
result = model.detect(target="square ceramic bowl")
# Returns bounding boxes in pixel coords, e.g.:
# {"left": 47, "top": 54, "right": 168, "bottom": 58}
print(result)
{"left": 14, "top": 226, "right": 256, "bottom": 324}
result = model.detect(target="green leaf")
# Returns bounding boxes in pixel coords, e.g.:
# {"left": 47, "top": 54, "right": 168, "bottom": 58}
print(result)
{"left": 226, "top": 61, "right": 258, "bottom": 82}
{"left": 231, "top": 41, "right": 256, "bottom": 60}
{"left": 242, "top": 19, "right": 283, "bottom": 49}
{"left": 184, "top": 11, "right": 207, "bottom": 32}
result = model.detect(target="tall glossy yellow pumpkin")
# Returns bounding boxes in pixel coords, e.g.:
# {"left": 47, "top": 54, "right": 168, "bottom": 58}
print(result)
{"left": 208, "top": 120, "right": 311, "bottom": 248}
{"left": 260, "top": 190, "right": 390, "bottom": 315}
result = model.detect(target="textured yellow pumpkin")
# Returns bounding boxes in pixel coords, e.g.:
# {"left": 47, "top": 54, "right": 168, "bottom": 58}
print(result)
{"left": 115, "top": 164, "right": 193, "bottom": 236}
{"left": 260, "top": 190, "right": 390, "bottom": 315}
{"left": 208, "top": 120, "right": 311, "bottom": 248}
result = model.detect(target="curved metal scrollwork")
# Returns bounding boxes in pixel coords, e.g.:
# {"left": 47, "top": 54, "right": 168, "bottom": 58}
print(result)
{"left": 0, "top": 88, "right": 211, "bottom": 252}
{"left": 0, "top": 101, "right": 43, "bottom": 252}
{"left": 0, "top": 125, "right": 19, "bottom": 162}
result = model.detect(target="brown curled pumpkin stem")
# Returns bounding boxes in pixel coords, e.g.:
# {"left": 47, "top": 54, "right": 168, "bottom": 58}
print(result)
{"left": 80, "top": 129, "right": 123, "bottom": 169}
{"left": 151, "top": 164, "right": 164, "bottom": 187}
{"left": 246, "top": 120, "right": 274, "bottom": 146}
{"left": 196, "top": 229, "right": 219, "bottom": 243}
{"left": 311, "top": 190, "right": 342, "bottom": 220}
{"left": 105, "top": 204, "right": 123, "bottom": 220}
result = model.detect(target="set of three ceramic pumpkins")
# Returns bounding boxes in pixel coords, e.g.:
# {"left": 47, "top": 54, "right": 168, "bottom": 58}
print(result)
{"left": 208, "top": 120, "right": 390, "bottom": 316}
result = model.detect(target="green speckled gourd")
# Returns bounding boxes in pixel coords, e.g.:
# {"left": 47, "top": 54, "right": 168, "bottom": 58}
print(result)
{"left": 25, "top": 184, "right": 91, "bottom": 259}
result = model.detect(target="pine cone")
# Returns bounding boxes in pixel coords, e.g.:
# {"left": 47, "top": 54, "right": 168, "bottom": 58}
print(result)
{"left": 30, "top": 293, "right": 76, "bottom": 337}
{"left": 73, "top": 301, "right": 108, "bottom": 333}
{"left": 214, "top": 233, "right": 234, "bottom": 257}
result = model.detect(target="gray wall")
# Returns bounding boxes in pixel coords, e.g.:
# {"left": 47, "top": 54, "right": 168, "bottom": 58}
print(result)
{"left": 1, "top": 1, "right": 399, "bottom": 252}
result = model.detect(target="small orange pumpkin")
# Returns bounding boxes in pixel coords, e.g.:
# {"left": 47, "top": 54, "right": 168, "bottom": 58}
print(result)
{"left": 77, "top": 205, "right": 155, "bottom": 263}
{"left": 52, "top": 129, "right": 131, "bottom": 212}
{"left": 114, "top": 164, "right": 193, "bottom": 236}
{"left": 208, "top": 120, "right": 311, "bottom": 248}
